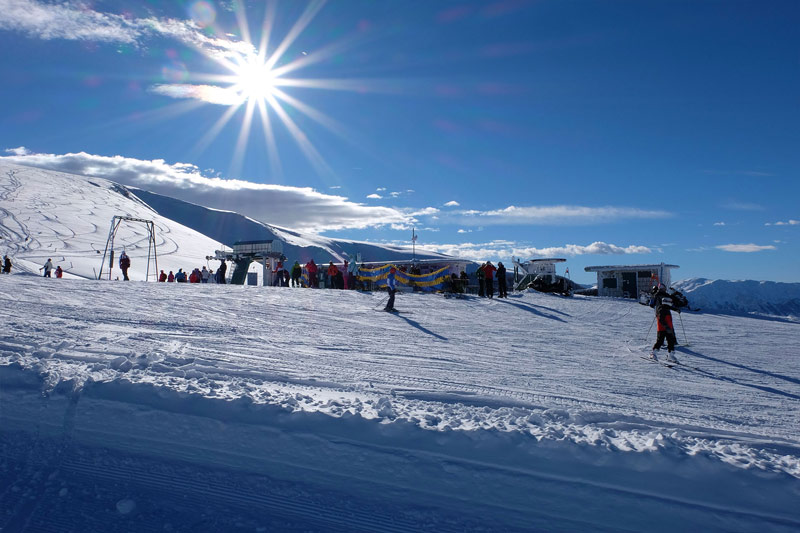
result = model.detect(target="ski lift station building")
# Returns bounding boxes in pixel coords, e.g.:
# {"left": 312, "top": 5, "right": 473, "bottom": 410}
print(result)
{"left": 584, "top": 263, "right": 679, "bottom": 299}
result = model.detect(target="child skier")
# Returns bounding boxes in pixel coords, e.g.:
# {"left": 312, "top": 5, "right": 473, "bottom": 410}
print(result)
{"left": 384, "top": 267, "right": 398, "bottom": 312}
{"left": 650, "top": 284, "right": 678, "bottom": 363}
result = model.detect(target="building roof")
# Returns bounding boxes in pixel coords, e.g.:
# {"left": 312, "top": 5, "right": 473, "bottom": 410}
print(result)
{"left": 523, "top": 258, "right": 566, "bottom": 263}
{"left": 584, "top": 264, "right": 679, "bottom": 272}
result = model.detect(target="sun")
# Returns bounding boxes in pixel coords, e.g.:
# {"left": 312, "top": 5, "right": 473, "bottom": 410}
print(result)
{"left": 232, "top": 55, "right": 277, "bottom": 103}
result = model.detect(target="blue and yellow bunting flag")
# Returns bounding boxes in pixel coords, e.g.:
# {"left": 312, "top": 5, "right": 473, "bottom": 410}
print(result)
{"left": 356, "top": 264, "right": 451, "bottom": 292}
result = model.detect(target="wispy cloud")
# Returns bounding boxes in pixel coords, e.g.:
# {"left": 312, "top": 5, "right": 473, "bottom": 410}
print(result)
{"left": 722, "top": 201, "right": 764, "bottom": 211}
{"left": 716, "top": 244, "right": 777, "bottom": 253}
{"left": 411, "top": 240, "right": 652, "bottom": 261}
{"left": 444, "top": 200, "right": 460, "bottom": 207}
{"left": 2, "top": 149, "right": 410, "bottom": 233}
{"left": 149, "top": 84, "right": 243, "bottom": 106}
{"left": 765, "top": 219, "right": 799, "bottom": 226}
{"left": 4, "top": 146, "right": 30, "bottom": 156}
{"left": 0, "top": 0, "right": 254, "bottom": 59}
{"left": 713, "top": 222, "right": 726, "bottom": 226}
{"left": 450, "top": 205, "right": 670, "bottom": 226}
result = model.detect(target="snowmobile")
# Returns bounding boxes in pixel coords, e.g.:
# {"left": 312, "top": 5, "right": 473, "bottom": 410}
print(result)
{"left": 527, "top": 274, "right": 574, "bottom": 297}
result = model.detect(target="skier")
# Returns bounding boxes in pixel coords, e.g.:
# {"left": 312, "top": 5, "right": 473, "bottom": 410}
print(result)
{"left": 650, "top": 284, "right": 678, "bottom": 363}
{"left": 484, "top": 261, "right": 497, "bottom": 298}
{"left": 167, "top": 271, "right": 175, "bottom": 283}
{"left": 201, "top": 266, "right": 210, "bottom": 283}
{"left": 496, "top": 262, "right": 507, "bottom": 298}
{"left": 55, "top": 266, "right": 63, "bottom": 278}
{"left": 2, "top": 255, "right": 10, "bottom": 274}
{"left": 459, "top": 271, "right": 469, "bottom": 293}
{"left": 291, "top": 261, "right": 302, "bottom": 287}
{"left": 216, "top": 260, "right": 227, "bottom": 284}
{"left": 159, "top": 270, "right": 167, "bottom": 282}
{"left": 40, "top": 258, "right": 54, "bottom": 277}
{"left": 347, "top": 258, "right": 359, "bottom": 290}
{"left": 119, "top": 251, "right": 131, "bottom": 281}
{"left": 305, "top": 259, "right": 318, "bottom": 288}
{"left": 384, "top": 266, "right": 398, "bottom": 312}
{"left": 477, "top": 263, "right": 486, "bottom": 297}
{"left": 273, "top": 260, "right": 284, "bottom": 287}
{"left": 327, "top": 262, "right": 339, "bottom": 289}
{"left": 175, "top": 269, "right": 187, "bottom": 282}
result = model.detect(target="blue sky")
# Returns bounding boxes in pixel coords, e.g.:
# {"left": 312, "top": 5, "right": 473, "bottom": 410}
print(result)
{"left": 1, "top": 0, "right": 798, "bottom": 283}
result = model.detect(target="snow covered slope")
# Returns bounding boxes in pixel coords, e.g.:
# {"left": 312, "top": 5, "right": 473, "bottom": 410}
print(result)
{"left": 0, "top": 161, "right": 221, "bottom": 280}
{"left": 1, "top": 276, "right": 799, "bottom": 531}
{"left": 131, "top": 188, "right": 452, "bottom": 264}
{"left": 0, "top": 161, "right": 451, "bottom": 286}
{"left": 675, "top": 278, "right": 800, "bottom": 319}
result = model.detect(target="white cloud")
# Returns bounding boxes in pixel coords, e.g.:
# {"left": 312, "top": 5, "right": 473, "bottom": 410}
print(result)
{"left": 765, "top": 219, "right": 799, "bottom": 226}
{"left": 366, "top": 193, "right": 382, "bottom": 199}
{"left": 406, "top": 207, "right": 439, "bottom": 217}
{"left": 411, "top": 240, "right": 652, "bottom": 262}
{"left": 722, "top": 201, "right": 764, "bottom": 211}
{"left": 149, "top": 84, "right": 243, "bottom": 106}
{"left": 713, "top": 222, "right": 726, "bottom": 226}
{"left": 451, "top": 205, "right": 670, "bottom": 226}
{"left": 716, "top": 244, "right": 777, "bottom": 253}
{"left": 444, "top": 201, "right": 460, "bottom": 207}
{"left": 2, "top": 149, "right": 410, "bottom": 233}
{"left": 0, "top": 0, "right": 254, "bottom": 60}
{"left": 4, "top": 146, "right": 30, "bottom": 156}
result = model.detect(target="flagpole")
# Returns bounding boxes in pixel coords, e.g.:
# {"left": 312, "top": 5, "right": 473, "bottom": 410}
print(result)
{"left": 412, "top": 227, "right": 416, "bottom": 263}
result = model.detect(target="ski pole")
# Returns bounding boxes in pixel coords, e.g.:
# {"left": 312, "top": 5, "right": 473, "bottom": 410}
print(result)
{"left": 678, "top": 312, "right": 689, "bottom": 346}
{"left": 374, "top": 294, "right": 389, "bottom": 309}
{"left": 644, "top": 314, "right": 656, "bottom": 344}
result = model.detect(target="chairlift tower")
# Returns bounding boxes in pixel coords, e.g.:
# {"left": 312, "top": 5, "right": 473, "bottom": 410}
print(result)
{"left": 98, "top": 216, "right": 159, "bottom": 281}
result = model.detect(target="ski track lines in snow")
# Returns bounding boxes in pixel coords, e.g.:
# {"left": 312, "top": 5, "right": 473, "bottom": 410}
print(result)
{"left": 0, "top": 164, "right": 219, "bottom": 280}
{"left": 1, "top": 276, "right": 800, "bottom": 531}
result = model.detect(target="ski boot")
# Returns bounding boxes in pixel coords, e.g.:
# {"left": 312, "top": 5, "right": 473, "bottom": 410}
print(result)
{"left": 666, "top": 351, "right": 679, "bottom": 364}
{"left": 649, "top": 349, "right": 659, "bottom": 361}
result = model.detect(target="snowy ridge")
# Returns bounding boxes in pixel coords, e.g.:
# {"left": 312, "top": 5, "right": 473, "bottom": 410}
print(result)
{"left": 130, "top": 187, "right": 452, "bottom": 264}
{"left": 675, "top": 277, "right": 800, "bottom": 319}
{"left": 0, "top": 161, "right": 222, "bottom": 280}
{"left": 1, "top": 275, "right": 799, "bottom": 530}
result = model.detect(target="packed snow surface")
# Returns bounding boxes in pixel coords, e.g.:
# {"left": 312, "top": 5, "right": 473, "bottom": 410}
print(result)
{"left": 1, "top": 275, "right": 799, "bottom": 532}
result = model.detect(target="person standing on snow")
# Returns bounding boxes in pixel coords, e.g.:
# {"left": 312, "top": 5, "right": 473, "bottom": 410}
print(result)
{"left": 305, "top": 259, "right": 318, "bottom": 288}
{"left": 40, "top": 258, "right": 54, "bottom": 277}
{"left": 201, "top": 266, "right": 210, "bottom": 283}
{"left": 167, "top": 271, "right": 175, "bottom": 282}
{"left": 55, "top": 265, "right": 63, "bottom": 278}
{"left": 291, "top": 261, "right": 302, "bottom": 287}
{"left": 216, "top": 260, "right": 227, "bottom": 284}
{"left": 484, "top": 261, "right": 497, "bottom": 298}
{"left": 384, "top": 266, "right": 398, "bottom": 312}
{"left": 497, "top": 262, "right": 508, "bottom": 298}
{"left": 119, "top": 251, "right": 131, "bottom": 281}
{"left": 476, "top": 263, "right": 486, "bottom": 297}
{"left": 327, "top": 262, "right": 339, "bottom": 289}
{"left": 650, "top": 284, "right": 678, "bottom": 363}
{"left": 2, "top": 255, "right": 11, "bottom": 274}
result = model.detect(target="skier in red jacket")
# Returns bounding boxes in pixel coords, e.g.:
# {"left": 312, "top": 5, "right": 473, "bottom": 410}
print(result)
{"left": 483, "top": 261, "right": 497, "bottom": 298}
{"left": 650, "top": 284, "right": 678, "bottom": 363}
{"left": 305, "top": 259, "right": 318, "bottom": 288}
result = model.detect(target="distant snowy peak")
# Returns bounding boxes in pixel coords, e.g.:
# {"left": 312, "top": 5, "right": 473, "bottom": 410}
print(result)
{"left": 674, "top": 278, "right": 800, "bottom": 319}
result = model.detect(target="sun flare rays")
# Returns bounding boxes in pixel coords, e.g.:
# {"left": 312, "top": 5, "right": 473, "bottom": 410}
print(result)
{"left": 170, "top": 0, "right": 363, "bottom": 181}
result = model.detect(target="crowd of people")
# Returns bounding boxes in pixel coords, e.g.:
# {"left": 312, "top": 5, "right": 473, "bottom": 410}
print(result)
{"left": 11, "top": 254, "right": 511, "bottom": 299}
